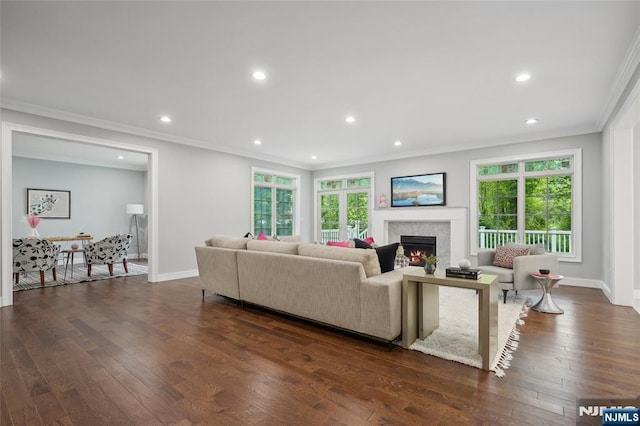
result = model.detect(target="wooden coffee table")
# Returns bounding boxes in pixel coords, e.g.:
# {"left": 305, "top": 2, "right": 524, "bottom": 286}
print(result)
{"left": 402, "top": 268, "right": 498, "bottom": 371}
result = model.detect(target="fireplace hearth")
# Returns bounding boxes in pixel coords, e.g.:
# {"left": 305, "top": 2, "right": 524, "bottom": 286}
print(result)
{"left": 401, "top": 235, "right": 436, "bottom": 266}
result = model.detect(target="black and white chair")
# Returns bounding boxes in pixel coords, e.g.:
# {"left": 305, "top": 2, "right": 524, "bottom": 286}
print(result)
{"left": 84, "top": 234, "right": 133, "bottom": 277}
{"left": 13, "top": 238, "right": 61, "bottom": 286}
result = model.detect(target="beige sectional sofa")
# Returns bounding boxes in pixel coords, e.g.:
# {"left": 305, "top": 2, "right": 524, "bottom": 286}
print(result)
{"left": 195, "top": 235, "right": 407, "bottom": 343}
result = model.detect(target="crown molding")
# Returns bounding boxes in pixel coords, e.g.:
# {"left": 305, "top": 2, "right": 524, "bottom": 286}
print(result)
{"left": 0, "top": 99, "right": 310, "bottom": 170}
{"left": 308, "top": 126, "right": 599, "bottom": 171}
{"left": 597, "top": 26, "right": 640, "bottom": 129}
{"left": 12, "top": 152, "right": 147, "bottom": 172}
{"left": 1, "top": 99, "right": 600, "bottom": 173}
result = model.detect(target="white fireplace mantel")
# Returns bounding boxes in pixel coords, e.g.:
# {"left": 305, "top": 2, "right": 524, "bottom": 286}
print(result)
{"left": 371, "top": 207, "right": 468, "bottom": 267}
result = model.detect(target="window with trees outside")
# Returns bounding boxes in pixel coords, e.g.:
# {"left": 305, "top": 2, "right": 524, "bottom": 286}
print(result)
{"left": 252, "top": 168, "right": 300, "bottom": 237}
{"left": 315, "top": 173, "right": 373, "bottom": 243}
{"left": 470, "top": 149, "right": 582, "bottom": 262}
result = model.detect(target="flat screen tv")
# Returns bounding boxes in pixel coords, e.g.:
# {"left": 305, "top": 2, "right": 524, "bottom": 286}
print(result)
{"left": 391, "top": 172, "right": 446, "bottom": 207}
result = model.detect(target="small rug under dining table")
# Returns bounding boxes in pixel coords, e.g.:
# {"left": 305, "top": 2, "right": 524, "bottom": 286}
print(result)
{"left": 13, "top": 263, "right": 148, "bottom": 291}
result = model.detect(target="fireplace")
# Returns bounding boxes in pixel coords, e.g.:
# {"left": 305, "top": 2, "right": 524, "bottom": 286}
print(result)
{"left": 401, "top": 235, "right": 436, "bottom": 266}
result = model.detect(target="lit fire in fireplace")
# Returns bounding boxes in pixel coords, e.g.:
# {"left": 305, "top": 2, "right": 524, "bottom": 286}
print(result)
{"left": 409, "top": 249, "right": 427, "bottom": 266}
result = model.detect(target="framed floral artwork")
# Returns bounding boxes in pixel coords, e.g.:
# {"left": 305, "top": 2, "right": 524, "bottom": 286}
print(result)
{"left": 26, "top": 188, "right": 71, "bottom": 218}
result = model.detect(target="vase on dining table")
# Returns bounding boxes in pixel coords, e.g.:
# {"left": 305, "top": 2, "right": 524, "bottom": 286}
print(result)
{"left": 26, "top": 214, "right": 42, "bottom": 238}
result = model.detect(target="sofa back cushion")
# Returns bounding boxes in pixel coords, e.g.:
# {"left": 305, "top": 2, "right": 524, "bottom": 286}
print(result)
{"left": 279, "top": 235, "right": 302, "bottom": 242}
{"left": 298, "top": 243, "right": 381, "bottom": 277}
{"left": 247, "top": 239, "right": 299, "bottom": 255}
{"left": 205, "top": 235, "right": 249, "bottom": 249}
{"left": 506, "top": 242, "right": 545, "bottom": 256}
{"left": 326, "top": 240, "right": 354, "bottom": 248}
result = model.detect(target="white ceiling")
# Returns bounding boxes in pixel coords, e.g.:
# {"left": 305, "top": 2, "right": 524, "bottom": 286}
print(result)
{"left": 12, "top": 132, "right": 149, "bottom": 171}
{"left": 2, "top": 1, "right": 639, "bottom": 170}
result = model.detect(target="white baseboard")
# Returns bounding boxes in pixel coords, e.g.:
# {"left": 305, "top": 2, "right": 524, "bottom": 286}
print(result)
{"left": 559, "top": 277, "right": 613, "bottom": 301}
{"left": 600, "top": 280, "right": 613, "bottom": 302}
{"left": 155, "top": 269, "right": 198, "bottom": 282}
{"left": 634, "top": 289, "right": 640, "bottom": 315}
{"left": 559, "top": 277, "right": 604, "bottom": 289}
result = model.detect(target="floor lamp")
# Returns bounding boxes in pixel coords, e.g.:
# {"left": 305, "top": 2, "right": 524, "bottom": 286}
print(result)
{"left": 126, "top": 204, "right": 144, "bottom": 259}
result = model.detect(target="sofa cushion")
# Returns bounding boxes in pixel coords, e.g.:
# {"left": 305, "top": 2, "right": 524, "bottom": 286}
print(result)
{"left": 326, "top": 240, "right": 354, "bottom": 248}
{"left": 507, "top": 242, "right": 545, "bottom": 256}
{"left": 353, "top": 238, "right": 373, "bottom": 249}
{"left": 279, "top": 235, "right": 301, "bottom": 242}
{"left": 375, "top": 243, "right": 400, "bottom": 273}
{"left": 298, "top": 243, "right": 381, "bottom": 277}
{"left": 353, "top": 240, "right": 399, "bottom": 273}
{"left": 256, "top": 231, "right": 270, "bottom": 240}
{"left": 493, "top": 245, "right": 530, "bottom": 269}
{"left": 247, "top": 239, "right": 299, "bottom": 255}
{"left": 205, "top": 235, "right": 249, "bottom": 249}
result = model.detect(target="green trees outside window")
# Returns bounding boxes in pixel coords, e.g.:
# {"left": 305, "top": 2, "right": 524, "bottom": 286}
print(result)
{"left": 253, "top": 169, "right": 298, "bottom": 237}
{"left": 317, "top": 175, "right": 372, "bottom": 243}
{"left": 475, "top": 154, "right": 576, "bottom": 254}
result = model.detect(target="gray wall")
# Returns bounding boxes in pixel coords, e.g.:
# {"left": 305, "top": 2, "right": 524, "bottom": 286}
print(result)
{"left": 313, "top": 132, "right": 603, "bottom": 281}
{"left": 2, "top": 108, "right": 313, "bottom": 277}
{"left": 1, "top": 107, "right": 602, "bottom": 281}
{"left": 12, "top": 157, "right": 146, "bottom": 248}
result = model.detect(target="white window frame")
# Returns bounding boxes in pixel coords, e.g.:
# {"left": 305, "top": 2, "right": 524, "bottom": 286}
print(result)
{"left": 251, "top": 167, "right": 301, "bottom": 236}
{"left": 313, "top": 171, "right": 375, "bottom": 243}
{"left": 469, "top": 149, "right": 582, "bottom": 262}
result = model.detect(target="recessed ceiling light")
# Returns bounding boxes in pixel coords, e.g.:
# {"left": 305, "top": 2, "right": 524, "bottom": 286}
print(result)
{"left": 254, "top": 139, "right": 262, "bottom": 145}
{"left": 345, "top": 115, "right": 355, "bottom": 124}
{"left": 394, "top": 140, "right": 402, "bottom": 147}
{"left": 524, "top": 118, "right": 539, "bottom": 124}
{"left": 311, "top": 155, "right": 317, "bottom": 160}
{"left": 159, "top": 115, "right": 172, "bottom": 123}
{"left": 116, "top": 155, "right": 124, "bottom": 160}
{"left": 515, "top": 73, "right": 531, "bottom": 82}
{"left": 252, "top": 70, "right": 266, "bottom": 81}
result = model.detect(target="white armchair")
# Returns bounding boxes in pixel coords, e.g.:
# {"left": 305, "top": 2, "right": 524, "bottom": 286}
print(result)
{"left": 477, "top": 243, "right": 559, "bottom": 303}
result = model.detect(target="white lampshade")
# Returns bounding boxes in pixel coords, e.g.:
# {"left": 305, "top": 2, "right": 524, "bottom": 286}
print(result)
{"left": 126, "top": 204, "right": 144, "bottom": 215}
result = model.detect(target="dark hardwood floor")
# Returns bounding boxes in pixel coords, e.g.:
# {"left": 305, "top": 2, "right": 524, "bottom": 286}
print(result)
{"left": 2, "top": 275, "right": 639, "bottom": 425}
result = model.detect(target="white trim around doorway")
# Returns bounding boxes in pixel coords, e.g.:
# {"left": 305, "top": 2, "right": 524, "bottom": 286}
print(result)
{"left": 1, "top": 122, "right": 159, "bottom": 307}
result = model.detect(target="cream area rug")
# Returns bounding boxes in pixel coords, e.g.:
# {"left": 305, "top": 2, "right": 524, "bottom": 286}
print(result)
{"left": 13, "top": 263, "right": 148, "bottom": 291}
{"left": 409, "top": 286, "right": 531, "bottom": 377}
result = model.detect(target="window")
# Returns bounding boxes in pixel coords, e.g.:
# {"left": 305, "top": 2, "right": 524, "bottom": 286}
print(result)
{"left": 470, "top": 149, "right": 581, "bottom": 261}
{"left": 251, "top": 168, "right": 300, "bottom": 236}
{"left": 314, "top": 173, "right": 373, "bottom": 243}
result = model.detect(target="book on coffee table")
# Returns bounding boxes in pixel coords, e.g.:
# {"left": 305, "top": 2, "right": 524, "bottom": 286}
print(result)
{"left": 445, "top": 267, "right": 482, "bottom": 280}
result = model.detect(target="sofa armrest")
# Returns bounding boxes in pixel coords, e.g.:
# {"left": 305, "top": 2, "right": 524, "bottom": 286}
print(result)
{"left": 477, "top": 250, "right": 496, "bottom": 266}
{"left": 359, "top": 268, "right": 406, "bottom": 341}
{"left": 513, "top": 253, "right": 560, "bottom": 291}
{"left": 195, "top": 246, "right": 240, "bottom": 299}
